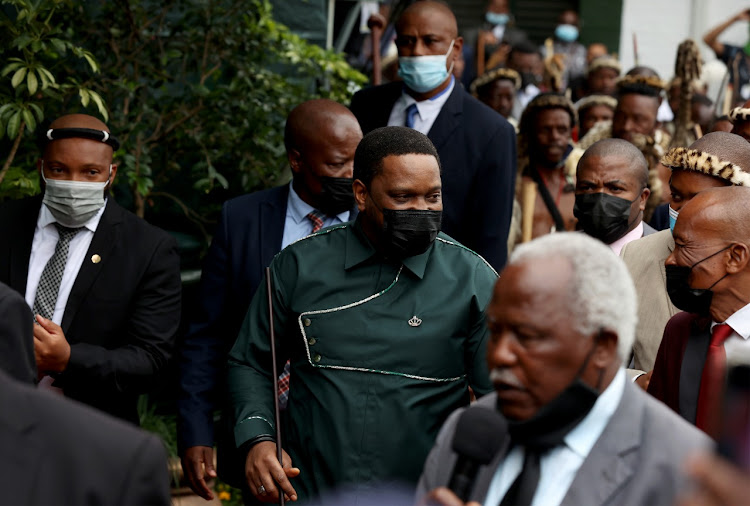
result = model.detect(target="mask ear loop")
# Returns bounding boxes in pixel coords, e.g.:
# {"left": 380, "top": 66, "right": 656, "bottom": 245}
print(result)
{"left": 445, "top": 39, "right": 456, "bottom": 76}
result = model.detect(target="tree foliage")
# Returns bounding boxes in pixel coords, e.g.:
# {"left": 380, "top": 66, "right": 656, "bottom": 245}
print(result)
{"left": 0, "top": 0, "right": 367, "bottom": 246}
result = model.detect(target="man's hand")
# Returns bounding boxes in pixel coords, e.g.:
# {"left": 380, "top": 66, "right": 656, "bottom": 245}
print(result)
{"left": 678, "top": 453, "right": 750, "bottom": 506}
{"left": 634, "top": 370, "right": 653, "bottom": 390}
{"left": 421, "top": 487, "right": 482, "bottom": 506}
{"left": 246, "top": 441, "right": 300, "bottom": 503}
{"left": 182, "top": 446, "right": 217, "bottom": 500}
{"left": 33, "top": 315, "right": 71, "bottom": 373}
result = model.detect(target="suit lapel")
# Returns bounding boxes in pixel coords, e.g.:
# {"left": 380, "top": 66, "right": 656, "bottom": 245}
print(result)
{"left": 9, "top": 197, "right": 42, "bottom": 295}
{"left": 259, "top": 185, "right": 288, "bottom": 268}
{"left": 427, "top": 84, "right": 463, "bottom": 151}
{"left": 679, "top": 317, "right": 711, "bottom": 423}
{"left": 560, "top": 382, "right": 641, "bottom": 506}
{"left": 61, "top": 200, "right": 122, "bottom": 335}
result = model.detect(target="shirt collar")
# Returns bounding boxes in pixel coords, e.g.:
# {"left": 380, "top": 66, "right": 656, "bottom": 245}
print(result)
{"left": 344, "top": 216, "right": 432, "bottom": 279}
{"left": 608, "top": 221, "right": 644, "bottom": 256}
{"left": 712, "top": 302, "right": 750, "bottom": 340}
{"left": 39, "top": 199, "right": 107, "bottom": 233}
{"left": 564, "top": 367, "right": 626, "bottom": 458}
{"left": 287, "top": 180, "right": 351, "bottom": 223}
{"left": 401, "top": 76, "right": 455, "bottom": 109}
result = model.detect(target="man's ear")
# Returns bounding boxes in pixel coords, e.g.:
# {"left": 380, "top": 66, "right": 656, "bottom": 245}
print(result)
{"left": 453, "top": 36, "right": 464, "bottom": 56}
{"left": 727, "top": 242, "right": 750, "bottom": 274}
{"left": 592, "top": 329, "right": 619, "bottom": 369}
{"left": 289, "top": 149, "right": 303, "bottom": 175}
{"left": 353, "top": 179, "right": 368, "bottom": 212}
{"left": 108, "top": 164, "right": 118, "bottom": 190}
{"left": 638, "top": 187, "right": 651, "bottom": 211}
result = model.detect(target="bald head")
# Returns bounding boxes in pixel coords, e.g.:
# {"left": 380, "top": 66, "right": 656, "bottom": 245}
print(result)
{"left": 397, "top": 1, "right": 458, "bottom": 39}
{"left": 284, "top": 99, "right": 361, "bottom": 154}
{"left": 680, "top": 186, "right": 750, "bottom": 244}
{"left": 579, "top": 138, "right": 649, "bottom": 188}
{"left": 49, "top": 114, "right": 110, "bottom": 132}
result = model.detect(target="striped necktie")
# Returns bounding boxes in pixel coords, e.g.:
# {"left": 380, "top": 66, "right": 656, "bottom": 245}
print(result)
{"left": 32, "top": 224, "right": 82, "bottom": 320}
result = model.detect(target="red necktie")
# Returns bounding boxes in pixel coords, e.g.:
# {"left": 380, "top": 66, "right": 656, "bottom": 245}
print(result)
{"left": 695, "top": 323, "right": 733, "bottom": 438}
{"left": 307, "top": 211, "right": 325, "bottom": 233}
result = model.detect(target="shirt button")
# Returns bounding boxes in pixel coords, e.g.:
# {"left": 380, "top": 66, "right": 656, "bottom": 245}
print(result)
{"left": 313, "top": 353, "right": 321, "bottom": 363}
{"left": 308, "top": 337, "right": 317, "bottom": 345}
{"left": 303, "top": 318, "right": 311, "bottom": 327}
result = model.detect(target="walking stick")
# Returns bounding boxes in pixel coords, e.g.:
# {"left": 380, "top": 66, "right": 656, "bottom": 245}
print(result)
{"left": 266, "top": 266, "right": 285, "bottom": 506}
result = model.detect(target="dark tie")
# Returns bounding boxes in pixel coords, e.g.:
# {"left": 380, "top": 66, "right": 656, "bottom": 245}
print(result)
{"left": 277, "top": 210, "right": 327, "bottom": 409}
{"left": 695, "top": 323, "right": 733, "bottom": 438}
{"left": 307, "top": 210, "right": 325, "bottom": 233}
{"left": 405, "top": 103, "right": 418, "bottom": 129}
{"left": 32, "top": 224, "right": 82, "bottom": 320}
{"left": 499, "top": 448, "right": 543, "bottom": 506}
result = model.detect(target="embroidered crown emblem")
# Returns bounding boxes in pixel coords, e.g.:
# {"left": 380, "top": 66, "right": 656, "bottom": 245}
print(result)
{"left": 408, "top": 315, "right": 422, "bottom": 327}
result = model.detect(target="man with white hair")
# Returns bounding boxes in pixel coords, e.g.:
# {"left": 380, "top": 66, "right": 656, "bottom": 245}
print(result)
{"left": 417, "top": 232, "right": 710, "bottom": 506}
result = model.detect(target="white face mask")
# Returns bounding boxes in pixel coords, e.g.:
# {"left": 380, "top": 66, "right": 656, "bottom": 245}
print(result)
{"left": 41, "top": 162, "right": 112, "bottom": 227}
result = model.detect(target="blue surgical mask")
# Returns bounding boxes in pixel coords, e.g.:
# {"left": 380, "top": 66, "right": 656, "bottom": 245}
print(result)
{"left": 555, "top": 24, "right": 579, "bottom": 42}
{"left": 398, "top": 39, "right": 455, "bottom": 94}
{"left": 486, "top": 12, "right": 509, "bottom": 26}
{"left": 669, "top": 205, "right": 679, "bottom": 233}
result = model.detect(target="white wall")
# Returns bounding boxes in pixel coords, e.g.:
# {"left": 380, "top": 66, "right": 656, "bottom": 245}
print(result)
{"left": 619, "top": 0, "right": 749, "bottom": 97}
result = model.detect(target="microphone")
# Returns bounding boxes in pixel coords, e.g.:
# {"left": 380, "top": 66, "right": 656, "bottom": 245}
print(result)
{"left": 447, "top": 407, "right": 508, "bottom": 501}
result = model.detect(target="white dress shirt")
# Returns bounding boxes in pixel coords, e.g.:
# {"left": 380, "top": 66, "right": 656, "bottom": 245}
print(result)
{"left": 386, "top": 76, "right": 455, "bottom": 135}
{"left": 281, "top": 182, "right": 350, "bottom": 249}
{"left": 483, "top": 368, "right": 626, "bottom": 506}
{"left": 25, "top": 201, "right": 106, "bottom": 325}
{"left": 609, "top": 221, "right": 644, "bottom": 256}
{"left": 712, "top": 302, "right": 750, "bottom": 366}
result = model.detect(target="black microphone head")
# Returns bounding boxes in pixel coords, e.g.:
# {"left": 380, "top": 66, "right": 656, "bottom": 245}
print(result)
{"left": 451, "top": 406, "right": 508, "bottom": 464}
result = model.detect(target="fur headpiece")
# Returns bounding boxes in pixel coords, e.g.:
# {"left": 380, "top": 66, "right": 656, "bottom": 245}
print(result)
{"left": 470, "top": 67, "right": 522, "bottom": 96}
{"left": 575, "top": 95, "right": 617, "bottom": 114}
{"left": 616, "top": 74, "right": 667, "bottom": 93}
{"left": 729, "top": 106, "right": 750, "bottom": 124}
{"left": 586, "top": 57, "right": 621, "bottom": 77}
{"left": 661, "top": 147, "right": 750, "bottom": 186}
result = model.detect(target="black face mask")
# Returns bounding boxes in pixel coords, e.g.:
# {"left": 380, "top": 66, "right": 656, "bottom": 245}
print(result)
{"left": 381, "top": 208, "right": 442, "bottom": 259}
{"left": 574, "top": 192, "right": 639, "bottom": 244}
{"left": 666, "top": 245, "right": 731, "bottom": 316}
{"left": 317, "top": 177, "right": 355, "bottom": 216}
{"left": 499, "top": 335, "right": 603, "bottom": 449}
{"left": 520, "top": 72, "right": 540, "bottom": 89}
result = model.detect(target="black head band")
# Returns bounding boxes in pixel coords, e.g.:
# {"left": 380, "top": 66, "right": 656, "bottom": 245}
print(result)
{"left": 43, "top": 127, "right": 120, "bottom": 151}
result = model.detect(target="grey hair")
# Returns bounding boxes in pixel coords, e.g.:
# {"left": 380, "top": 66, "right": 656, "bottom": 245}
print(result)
{"left": 509, "top": 232, "right": 637, "bottom": 363}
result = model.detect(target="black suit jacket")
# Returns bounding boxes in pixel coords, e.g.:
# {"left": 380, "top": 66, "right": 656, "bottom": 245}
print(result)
{"left": 177, "top": 185, "right": 289, "bottom": 452}
{"left": 0, "top": 281, "right": 36, "bottom": 384}
{"left": 350, "top": 81, "right": 517, "bottom": 270}
{"left": 0, "top": 196, "right": 182, "bottom": 424}
{"left": 0, "top": 368, "right": 170, "bottom": 506}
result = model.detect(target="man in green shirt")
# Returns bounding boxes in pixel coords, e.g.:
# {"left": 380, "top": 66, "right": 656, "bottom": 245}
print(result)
{"left": 228, "top": 126, "right": 497, "bottom": 503}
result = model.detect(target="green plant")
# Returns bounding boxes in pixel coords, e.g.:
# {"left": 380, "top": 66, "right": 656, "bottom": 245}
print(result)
{"left": 0, "top": 0, "right": 107, "bottom": 199}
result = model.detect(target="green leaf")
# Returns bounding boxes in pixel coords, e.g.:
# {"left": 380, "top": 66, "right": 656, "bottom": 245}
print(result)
{"left": 22, "top": 109, "right": 35, "bottom": 132}
{"left": 50, "top": 38, "right": 67, "bottom": 54}
{"left": 27, "top": 71, "right": 38, "bottom": 95}
{"left": 79, "top": 88, "right": 91, "bottom": 107}
{"left": 0, "top": 104, "right": 15, "bottom": 120}
{"left": 11, "top": 68, "right": 28, "bottom": 88}
{"left": 38, "top": 67, "right": 55, "bottom": 84}
{"left": 7, "top": 111, "right": 21, "bottom": 139}
{"left": 0, "top": 62, "right": 24, "bottom": 77}
{"left": 29, "top": 103, "right": 43, "bottom": 122}
{"left": 83, "top": 53, "right": 99, "bottom": 73}
{"left": 88, "top": 90, "right": 108, "bottom": 122}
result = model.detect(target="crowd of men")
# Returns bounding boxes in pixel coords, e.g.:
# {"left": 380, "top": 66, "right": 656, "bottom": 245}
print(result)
{"left": 2, "top": 1, "right": 750, "bottom": 505}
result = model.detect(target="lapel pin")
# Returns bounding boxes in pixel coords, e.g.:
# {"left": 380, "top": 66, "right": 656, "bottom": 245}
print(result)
{"left": 408, "top": 315, "right": 422, "bottom": 327}
{"left": 91, "top": 254, "right": 101, "bottom": 264}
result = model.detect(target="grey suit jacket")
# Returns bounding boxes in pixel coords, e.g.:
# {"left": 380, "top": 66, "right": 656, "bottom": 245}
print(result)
{"left": 417, "top": 378, "right": 710, "bottom": 505}
{"left": 621, "top": 229, "right": 678, "bottom": 372}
